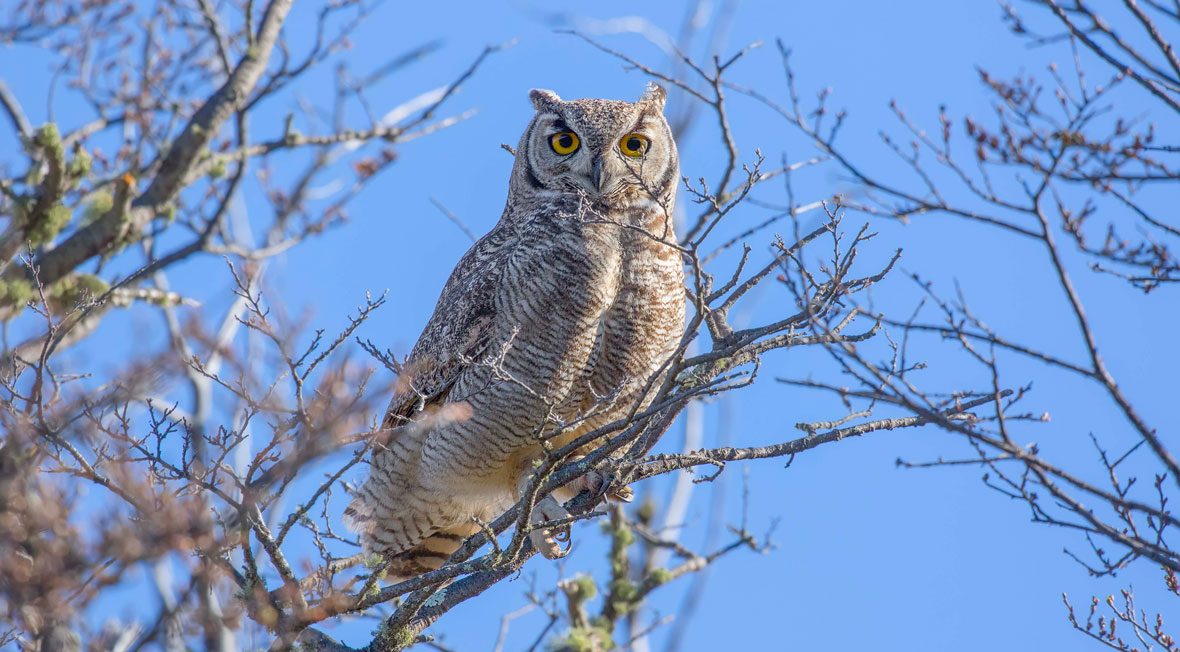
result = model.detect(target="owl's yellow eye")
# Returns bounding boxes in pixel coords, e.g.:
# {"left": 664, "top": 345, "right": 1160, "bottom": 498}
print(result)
{"left": 619, "top": 133, "right": 650, "bottom": 158}
{"left": 549, "top": 131, "right": 580, "bottom": 155}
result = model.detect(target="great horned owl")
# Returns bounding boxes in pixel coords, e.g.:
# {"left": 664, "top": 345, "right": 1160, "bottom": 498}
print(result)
{"left": 345, "top": 84, "right": 685, "bottom": 576}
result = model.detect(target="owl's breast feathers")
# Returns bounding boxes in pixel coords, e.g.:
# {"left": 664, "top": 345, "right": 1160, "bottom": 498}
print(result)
{"left": 384, "top": 200, "right": 683, "bottom": 437}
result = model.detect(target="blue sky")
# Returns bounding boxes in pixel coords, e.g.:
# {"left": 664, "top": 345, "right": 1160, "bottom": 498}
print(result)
{"left": 2, "top": 0, "right": 1177, "bottom": 650}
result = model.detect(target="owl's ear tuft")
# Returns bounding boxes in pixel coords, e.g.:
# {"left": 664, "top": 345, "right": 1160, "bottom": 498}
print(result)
{"left": 639, "top": 83, "right": 667, "bottom": 111}
{"left": 529, "top": 89, "right": 563, "bottom": 111}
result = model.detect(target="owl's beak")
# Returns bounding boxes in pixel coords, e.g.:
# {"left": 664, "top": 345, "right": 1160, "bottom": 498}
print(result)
{"left": 590, "top": 156, "right": 606, "bottom": 192}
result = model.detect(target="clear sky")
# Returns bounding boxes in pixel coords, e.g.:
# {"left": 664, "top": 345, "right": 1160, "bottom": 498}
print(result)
{"left": 2, "top": 1, "right": 1176, "bottom": 650}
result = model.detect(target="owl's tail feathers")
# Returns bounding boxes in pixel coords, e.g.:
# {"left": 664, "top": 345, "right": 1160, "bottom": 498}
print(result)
{"left": 383, "top": 523, "right": 482, "bottom": 578}
{"left": 346, "top": 509, "right": 479, "bottom": 579}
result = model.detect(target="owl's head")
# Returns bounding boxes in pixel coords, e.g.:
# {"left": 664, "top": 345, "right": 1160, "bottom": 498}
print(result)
{"left": 512, "top": 84, "right": 678, "bottom": 203}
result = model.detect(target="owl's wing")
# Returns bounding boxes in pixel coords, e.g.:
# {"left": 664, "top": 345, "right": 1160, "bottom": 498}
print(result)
{"left": 383, "top": 312, "right": 493, "bottom": 427}
{"left": 382, "top": 225, "right": 513, "bottom": 428}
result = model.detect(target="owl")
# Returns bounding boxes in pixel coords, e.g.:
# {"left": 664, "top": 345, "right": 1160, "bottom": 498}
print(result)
{"left": 345, "top": 84, "right": 685, "bottom": 577}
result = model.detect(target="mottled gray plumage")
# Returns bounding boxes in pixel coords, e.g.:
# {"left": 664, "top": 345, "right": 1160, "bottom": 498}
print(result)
{"left": 345, "top": 84, "right": 685, "bottom": 576}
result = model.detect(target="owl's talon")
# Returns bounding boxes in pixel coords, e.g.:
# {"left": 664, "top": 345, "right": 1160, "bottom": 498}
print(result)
{"left": 531, "top": 529, "right": 572, "bottom": 559}
{"left": 531, "top": 495, "right": 574, "bottom": 559}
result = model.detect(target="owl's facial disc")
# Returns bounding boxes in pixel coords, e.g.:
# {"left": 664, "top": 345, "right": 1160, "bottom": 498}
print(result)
{"left": 523, "top": 89, "right": 674, "bottom": 202}
{"left": 543, "top": 124, "right": 657, "bottom": 197}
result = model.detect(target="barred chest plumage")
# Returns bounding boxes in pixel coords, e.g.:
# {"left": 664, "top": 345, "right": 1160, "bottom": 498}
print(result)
{"left": 533, "top": 201, "right": 686, "bottom": 446}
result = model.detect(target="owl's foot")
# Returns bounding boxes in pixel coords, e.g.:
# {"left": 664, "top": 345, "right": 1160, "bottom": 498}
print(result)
{"left": 578, "top": 469, "right": 634, "bottom": 503}
{"left": 529, "top": 495, "right": 573, "bottom": 559}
